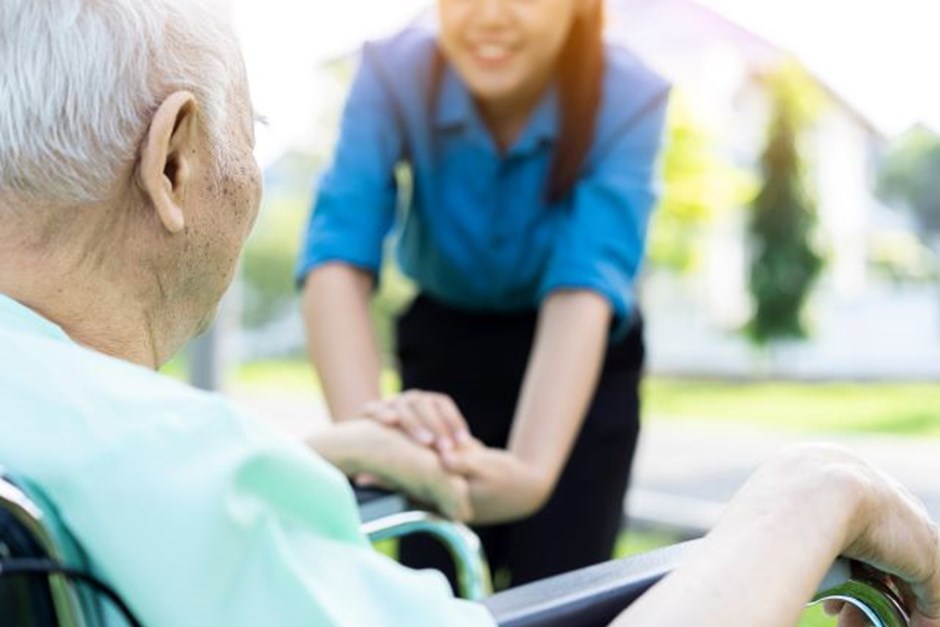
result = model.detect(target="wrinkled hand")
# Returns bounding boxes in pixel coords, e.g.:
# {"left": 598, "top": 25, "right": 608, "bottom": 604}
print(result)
{"left": 757, "top": 444, "right": 940, "bottom": 627}
{"left": 359, "top": 420, "right": 474, "bottom": 521}
{"left": 357, "top": 390, "right": 472, "bottom": 459}
{"left": 310, "top": 420, "right": 474, "bottom": 521}
{"left": 841, "top": 461, "right": 940, "bottom": 627}
{"left": 611, "top": 443, "right": 940, "bottom": 627}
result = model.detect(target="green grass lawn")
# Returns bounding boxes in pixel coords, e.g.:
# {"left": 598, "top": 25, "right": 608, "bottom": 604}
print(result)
{"left": 208, "top": 359, "right": 940, "bottom": 437}
{"left": 644, "top": 377, "right": 940, "bottom": 435}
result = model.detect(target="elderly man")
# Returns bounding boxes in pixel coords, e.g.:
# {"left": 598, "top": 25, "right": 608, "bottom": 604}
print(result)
{"left": 1, "top": 1, "right": 939, "bottom": 627}
{"left": 0, "top": 0, "right": 483, "bottom": 625}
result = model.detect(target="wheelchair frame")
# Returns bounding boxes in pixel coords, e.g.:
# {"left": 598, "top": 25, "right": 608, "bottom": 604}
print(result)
{"left": 0, "top": 473, "right": 912, "bottom": 627}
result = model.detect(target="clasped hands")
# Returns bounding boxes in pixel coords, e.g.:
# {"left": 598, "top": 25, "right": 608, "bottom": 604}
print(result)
{"left": 345, "top": 390, "right": 547, "bottom": 524}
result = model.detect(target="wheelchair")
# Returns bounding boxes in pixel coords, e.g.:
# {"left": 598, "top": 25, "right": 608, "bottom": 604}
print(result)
{"left": 0, "top": 470, "right": 912, "bottom": 627}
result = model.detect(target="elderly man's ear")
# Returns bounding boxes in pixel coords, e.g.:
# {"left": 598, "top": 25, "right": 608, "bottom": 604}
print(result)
{"left": 136, "top": 91, "right": 200, "bottom": 234}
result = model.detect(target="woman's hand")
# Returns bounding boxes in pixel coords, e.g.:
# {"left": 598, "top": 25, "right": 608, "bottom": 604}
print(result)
{"left": 357, "top": 390, "right": 472, "bottom": 459}
{"left": 306, "top": 420, "right": 474, "bottom": 522}
{"left": 442, "top": 441, "right": 551, "bottom": 524}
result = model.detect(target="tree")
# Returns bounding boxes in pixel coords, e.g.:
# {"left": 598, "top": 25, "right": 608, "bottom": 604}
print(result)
{"left": 878, "top": 127, "right": 940, "bottom": 327}
{"left": 878, "top": 126, "right": 940, "bottom": 245}
{"left": 745, "top": 63, "right": 824, "bottom": 346}
{"left": 648, "top": 90, "right": 753, "bottom": 273}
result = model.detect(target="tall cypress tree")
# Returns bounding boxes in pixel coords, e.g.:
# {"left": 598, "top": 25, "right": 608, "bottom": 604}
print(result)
{"left": 746, "top": 65, "right": 824, "bottom": 346}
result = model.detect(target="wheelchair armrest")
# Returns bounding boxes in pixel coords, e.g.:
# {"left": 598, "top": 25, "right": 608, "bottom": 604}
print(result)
{"left": 483, "top": 540, "right": 909, "bottom": 627}
{"left": 353, "top": 486, "right": 410, "bottom": 524}
{"left": 483, "top": 541, "right": 696, "bottom": 627}
{"left": 353, "top": 486, "right": 493, "bottom": 600}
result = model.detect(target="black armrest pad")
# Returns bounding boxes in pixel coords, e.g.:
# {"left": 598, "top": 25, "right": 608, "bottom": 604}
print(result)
{"left": 483, "top": 541, "right": 698, "bottom": 627}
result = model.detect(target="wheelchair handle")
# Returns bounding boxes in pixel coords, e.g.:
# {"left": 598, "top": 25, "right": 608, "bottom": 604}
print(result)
{"left": 813, "top": 559, "right": 911, "bottom": 627}
{"left": 362, "top": 510, "right": 493, "bottom": 601}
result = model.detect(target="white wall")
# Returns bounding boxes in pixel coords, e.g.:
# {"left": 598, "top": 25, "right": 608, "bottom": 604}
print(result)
{"left": 643, "top": 273, "right": 940, "bottom": 380}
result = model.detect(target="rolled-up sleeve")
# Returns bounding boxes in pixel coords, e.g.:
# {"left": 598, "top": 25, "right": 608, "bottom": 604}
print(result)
{"left": 538, "top": 89, "right": 670, "bottom": 339}
{"left": 295, "top": 44, "right": 403, "bottom": 286}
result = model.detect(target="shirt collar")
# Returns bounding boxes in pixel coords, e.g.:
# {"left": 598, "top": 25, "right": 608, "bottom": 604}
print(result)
{"left": 0, "top": 293, "right": 71, "bottom": 343}
{"left": 434, "top": 63, "right": 560, "bottom": 154}
{"left": 515, "top": 84, "right": 559, "bottom": 153}
{"left": 434, "top": 63, "right": 475, "bottom": 130}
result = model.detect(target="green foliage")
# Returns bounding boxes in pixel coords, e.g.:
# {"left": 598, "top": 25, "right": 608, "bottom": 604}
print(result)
{"left": 241, "top": 193, "right": 308, "bottom": 328}
{"left": 868, "top": 230, "right": 938, "bottom": 284}
{"left": 745, "top": 62, "right": 825, "bottom": 346}
{"left": 241, "top": 152, "right": 323, "bottom": 329}
{"left": 649, "top": 90, "right": 754, "bottom": 273}
{"left": 877, "top": 126, "right": 940, "bottom": 237}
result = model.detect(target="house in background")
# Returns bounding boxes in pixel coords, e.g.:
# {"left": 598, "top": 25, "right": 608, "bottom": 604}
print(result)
{"left": 608, "top": 0, "right": 940, "bottom": 379}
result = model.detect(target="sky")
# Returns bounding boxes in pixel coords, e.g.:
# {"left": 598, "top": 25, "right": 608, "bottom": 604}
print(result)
{"left": 233, "top": 0, "right": 940, "bottom": 165}
{"left": 233, "top": 0, "right": 427, "bottom": 166}
{"left": 695, "top": 0, "right": 940, "bottom": 135}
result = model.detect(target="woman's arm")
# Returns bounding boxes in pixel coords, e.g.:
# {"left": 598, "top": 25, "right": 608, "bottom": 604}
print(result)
{"left": 297, "top": 44, "right": 407, "bottom": 422}
{"left": 302, "top": 263, "right": 383, "bottom": 421}
{"left": 611, "top": 444, "right": 940, "bottom": 627}
{"left": 445, "top": 290, "right": 611, "bottom": 523}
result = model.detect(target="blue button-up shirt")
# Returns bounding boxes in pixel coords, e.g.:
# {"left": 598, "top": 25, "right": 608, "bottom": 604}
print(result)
{"left": 297, "top": 27, "right": 669, "bottom": 337}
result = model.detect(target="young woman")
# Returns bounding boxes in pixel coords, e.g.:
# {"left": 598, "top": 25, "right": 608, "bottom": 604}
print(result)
{"left": 298, "top": 0, "right": 670, "bottom": 588}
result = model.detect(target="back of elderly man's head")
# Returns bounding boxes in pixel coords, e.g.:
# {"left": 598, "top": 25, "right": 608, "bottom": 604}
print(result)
{"left": 0, "top": 0, "right": 260, "bottom": 367}
{"left": 0, "top": 0, "right": 243, "bottom": 208}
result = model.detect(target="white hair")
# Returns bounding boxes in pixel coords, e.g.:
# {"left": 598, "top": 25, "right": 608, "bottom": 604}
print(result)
{"left": 0, "top": 0, "right": 244, "bottom": 205}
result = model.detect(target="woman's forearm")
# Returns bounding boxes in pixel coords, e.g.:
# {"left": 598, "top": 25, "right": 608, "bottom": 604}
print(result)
{"left": 464, "top": 450, "right": 549, "bottom": 524}
{"left": 448, "top": 291, "right": 613, "bottom": 524}
{"left": 507, "top": 290, "right": 611, "bottom": 502}
{"left": 301, "top": 263, "right": 382, "bottom": 421}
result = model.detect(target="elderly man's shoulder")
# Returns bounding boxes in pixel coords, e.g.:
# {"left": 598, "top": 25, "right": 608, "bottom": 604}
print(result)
{"left": 0, "top": 318, "right": 272, "bottom": 471}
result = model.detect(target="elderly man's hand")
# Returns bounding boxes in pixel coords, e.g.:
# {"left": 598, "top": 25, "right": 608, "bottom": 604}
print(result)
{"left": 728, "top": 444, "right": 940, "bottom": 627}
{"left": 752, "top": 444, "right": 940, "bottom": 626}
{"left": 307, "top": 420, "right": 473, "bottom": 522}
{"left": 614, "top": 443, "right": 940, "bottom": 627}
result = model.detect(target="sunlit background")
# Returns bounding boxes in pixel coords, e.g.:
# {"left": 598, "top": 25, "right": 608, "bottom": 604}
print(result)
{"left": 219, "top": 0, "right": 940, "bottom": 380}
{"left": 178, "top": 5, "right": 940, "bottom": 622}
{"left": 237, "top": 0, "right": 940, "bottom": 164}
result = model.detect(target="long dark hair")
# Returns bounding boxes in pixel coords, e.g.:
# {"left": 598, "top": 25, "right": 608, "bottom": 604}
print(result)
{"left": 547, "top": 2, "right": 605, "bottom": 203}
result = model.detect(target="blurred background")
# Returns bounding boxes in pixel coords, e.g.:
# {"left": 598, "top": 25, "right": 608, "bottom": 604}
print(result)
{"left": 175, "top": 1, "right": 940, "bottom": 621}
{"left": 210, "top": 0, "right": 940, "bottom": 380}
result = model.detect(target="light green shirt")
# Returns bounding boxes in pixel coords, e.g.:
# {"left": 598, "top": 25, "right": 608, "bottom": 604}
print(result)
{"left": 0, "top": 294, "right": 494, "bottom": 627}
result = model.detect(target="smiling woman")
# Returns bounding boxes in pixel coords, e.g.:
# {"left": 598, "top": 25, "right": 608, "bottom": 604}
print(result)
{"left": 297, "top": 0, "right": 671, "bottom": 593}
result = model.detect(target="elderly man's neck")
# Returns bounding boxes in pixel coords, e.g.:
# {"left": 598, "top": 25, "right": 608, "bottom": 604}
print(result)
{"left": 0, "top": 210, "right": 170, "bottom": 369}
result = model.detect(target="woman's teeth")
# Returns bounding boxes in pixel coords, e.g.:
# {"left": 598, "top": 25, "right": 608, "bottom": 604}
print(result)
{"left": 476, "top": 44, "right": 511, "bottom": 61}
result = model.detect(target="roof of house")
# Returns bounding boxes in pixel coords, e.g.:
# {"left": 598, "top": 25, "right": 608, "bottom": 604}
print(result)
{"left": 608, "top": 0, "right": 887, "bottom": 138}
